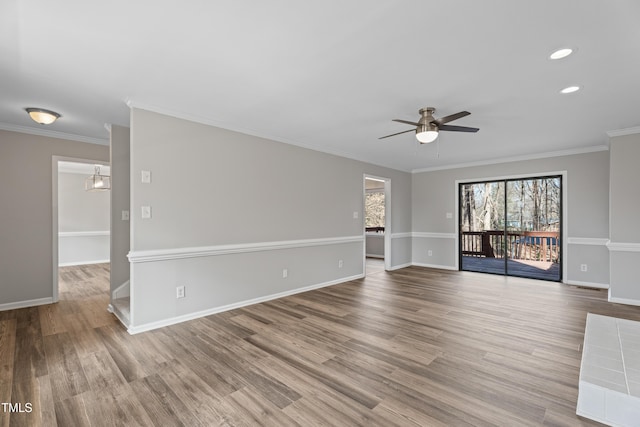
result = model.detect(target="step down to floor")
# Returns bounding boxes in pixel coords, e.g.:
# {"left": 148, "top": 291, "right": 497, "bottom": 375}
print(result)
{"left": 577, "top": 313, "right": 640, "bottom": 426}
{"left": 109, "top": 297, "right": 130, "bottom": 328}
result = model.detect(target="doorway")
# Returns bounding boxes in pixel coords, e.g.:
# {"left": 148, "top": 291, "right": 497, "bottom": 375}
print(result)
{"left": 459, "top": 175, "right": 562, "bottom": 281}
{"left": 53, "top": 157, "right": 111, "bottom": 302}
{"left": 364, "top": 175, "right": 390, "bottom": 275}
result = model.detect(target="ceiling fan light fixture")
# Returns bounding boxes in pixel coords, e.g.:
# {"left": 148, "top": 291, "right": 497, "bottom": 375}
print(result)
{"left": 25, "top": 108, "right": 61, "bottom": 125}
{"left": 416, "top": 123, "right": 439, "bottom": 144}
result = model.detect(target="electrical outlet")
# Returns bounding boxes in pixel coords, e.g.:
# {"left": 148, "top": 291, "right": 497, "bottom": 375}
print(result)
{"left": 338, "top": 260, "right": 344, "bottom": 268}
{"left": 282, "top": 269, "right": 288, "bottom": 278}
{"left": 121, "top": 210, "right": 130, "bottom": 221}
{"left": 428, "top": 250, "right": 433, "bottom": 257}
{"left": 176, "top": 285, "right": 185, "bottom": 298}
{"left": 580, "top": 264, "right": 588, "bottom": 272}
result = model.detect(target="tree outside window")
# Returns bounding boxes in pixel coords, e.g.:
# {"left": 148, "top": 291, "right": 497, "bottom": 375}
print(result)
{"left": 365, "top": 191, "right": 385, "bottom": 229}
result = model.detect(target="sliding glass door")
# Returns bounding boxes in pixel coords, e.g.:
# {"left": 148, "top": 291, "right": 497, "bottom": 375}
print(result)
{"left": 459, "top": 175, "right": 562, "bottom": 282}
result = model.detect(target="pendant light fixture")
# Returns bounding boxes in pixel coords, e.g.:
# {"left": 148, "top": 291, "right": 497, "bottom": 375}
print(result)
{"left": 85, "top": 165, "right": 111, "bottom": 191}
{"left": 25, "top": 108, "right": 61, "bottom": 125}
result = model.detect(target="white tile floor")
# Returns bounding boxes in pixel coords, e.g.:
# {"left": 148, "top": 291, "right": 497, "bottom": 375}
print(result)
{"left": 577, "top": 313, "right": 640, "bottom": 426}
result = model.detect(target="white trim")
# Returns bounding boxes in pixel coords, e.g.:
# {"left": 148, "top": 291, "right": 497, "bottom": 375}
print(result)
{"left": 566, "top": 280, "right": 609, "bottom": 290}
{"left": 59, "top": 231, "right": 110, "bottom": 238}
{"left": 366, "top": 254, "right": 384, "bottom": 259}
{"left": 59, "top": 259, "right": 110, "bottom": 267}
{"left": 606, "top": 241, "right": 640, "bottom": 252}
{"left": 606, "top": 126, "right": 640, "bottom": 138}
{"left": 365, "top": 232, "right": 385, "bottom": 237}
{"left": 390, "top": 232, "right": 412, "bottom": 239}
{"left": 412, "top": 232, "right": 456, "bottom": 239}
{"left": 412, "top": 262, "right": 457, "bottom": 271}
{"left": 387, "top": 262, "right": 412, "bottom": 271}
{"left": 112, "top": 280, "right": 130, "bottom": 300}
{"left": 127, "top": 273, "right": 364, "bottom": 334}
{"left": 108, "top": 303, "right": 131, "bottom": 328}
{"left": 412, "top": 145, "right": 609, "bottom": 173}
{"left": 128, "top": 235, "right": 364, "bottom": 263}
{"left": 0, "top": 122, "right": 109, "bottom": 145}
{"left": 567, "top": 237, "right": 609, "bottom": 246}
{"left": 608, "top": 296, "right": 640, "bottom": 307}
{"left": 0, "top": 297, "right": 54, "bottom": 312}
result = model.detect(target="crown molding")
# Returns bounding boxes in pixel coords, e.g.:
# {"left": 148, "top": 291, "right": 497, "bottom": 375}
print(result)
{"left": 411, "top": 144, "right": 610, "bottom": 173}
{"left": 606, "top": 126, "right": 640, "bottom": 138}
{"left": 0, "top": 122, "right": 109, "bottom": 145}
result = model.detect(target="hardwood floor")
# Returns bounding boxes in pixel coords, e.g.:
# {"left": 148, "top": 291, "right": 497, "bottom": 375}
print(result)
{"left": 2, "top": 263, "right": 639, "bottom": 426}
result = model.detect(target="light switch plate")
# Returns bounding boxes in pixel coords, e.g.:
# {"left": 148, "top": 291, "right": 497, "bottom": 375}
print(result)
{"left": 353, "top": 211, "right": 359, "bottom": 219}
{"left": 141, "top": 206, "right": 151, "bottom": 219}
{"left": 141, "top": 170, "right": 151, "bottom": 183}
{"left": 121, "top": 210, "right": 130, "bottom": 221}
{"left": 446, "top": 212, "right": 453, "bottom": 219}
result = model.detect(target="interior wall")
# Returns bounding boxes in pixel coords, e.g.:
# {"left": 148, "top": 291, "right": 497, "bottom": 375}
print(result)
{"left": 58, "top": 170, "right": 110, "bottom": 265}
{"left": 609, "top": 132, "right": 640, "bottom": 303}
{"left": 109, "top": 125, "right": 131, "bottom": 299}
{"left": 0, "top": 130, "right": 109, "bottom": 309}
{"left": 411, "top": 150, "right": 610, "bottom": 286}
{"left": 128, "top": 108, "right": 411, "bottom": 331}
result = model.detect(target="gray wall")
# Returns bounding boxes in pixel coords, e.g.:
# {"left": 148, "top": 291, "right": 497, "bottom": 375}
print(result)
{"left": 58, "top": 171, "right": 110, "bottom": 232}
{"left": 0, "top": 130, "right": 109, "bottom": 308}
{"left": 58, "top": 170, "right": 110, "bottom": 266}
{"left": 128, "top": 108, "right": 411, "bottom": 330}
{"left": 609, "top": 133, "right": 640, "bottom": 302}
{"left": 412, "top": 150, "right": 610, "bottom": 285}
{"left": 110, "top": 125, "right": 131, "bottom": 296}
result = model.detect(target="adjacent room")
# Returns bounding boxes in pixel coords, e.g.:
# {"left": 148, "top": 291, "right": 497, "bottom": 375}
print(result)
{"left": 1, "top": 1, "right": 640, "bottom": 425}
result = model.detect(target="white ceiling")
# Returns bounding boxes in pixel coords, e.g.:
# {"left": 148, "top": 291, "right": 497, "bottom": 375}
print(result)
{"left": 2, "top": 1, "right": 639, "bottom": 172}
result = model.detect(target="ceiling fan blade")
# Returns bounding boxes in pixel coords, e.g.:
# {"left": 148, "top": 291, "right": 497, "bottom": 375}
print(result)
{"left": 435, "top": 111, "right": 470, "bottom": 125}
{"left": 392, "top": 119, "right": 420, "bottom": 126}
{"left": 379, "top": 128, "right": 415, "bottom": 139}
{"left": 439, "top": 124, "right": 479, "bottom": 133}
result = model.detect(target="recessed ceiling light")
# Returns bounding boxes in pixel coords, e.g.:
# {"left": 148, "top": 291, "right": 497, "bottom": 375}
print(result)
{"left": 560, "top": 86, "right": 580, "bottom": 94}
{"left": 550, "top": 48, "right": 573, "bottom": 60}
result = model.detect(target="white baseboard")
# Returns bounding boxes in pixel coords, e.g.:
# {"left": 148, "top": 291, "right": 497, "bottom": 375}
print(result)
{"left": 127, "top": 273, "right": 364, "bottom": 335}
{"left": 366, "top": 254, "right": 384, "bottom": 259}
{"left": 0, "top": 297, "right": 54, "bottom": 312}
{"left": 59, "top": 259, "right": 110, "bottom": 267}
{"left": 608, "top": 295, "right": 640, "bottom": 307}
{"left": 566, "top": 280, "right": 609, "bottom": 290}
{"left": 388, "top": 262, "right": 412, "bottom": 271}
{"left": 412, "top": 262, "right": 457, "bottom": 271}
{"left": 108, "top": 303, "right": 130, "bottom": 328}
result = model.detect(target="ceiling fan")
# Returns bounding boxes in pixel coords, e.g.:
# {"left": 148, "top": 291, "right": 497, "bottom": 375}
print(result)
{"left": 379, "top": 107, "right": 479, "bottom": 143}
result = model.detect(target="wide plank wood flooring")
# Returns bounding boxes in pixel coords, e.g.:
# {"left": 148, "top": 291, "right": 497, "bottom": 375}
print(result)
{"left": 2, "top": 263, "right": 639, "bottom": 426}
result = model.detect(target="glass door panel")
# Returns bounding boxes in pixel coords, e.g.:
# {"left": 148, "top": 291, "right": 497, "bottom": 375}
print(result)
{"left": 460, "top": 181, "right": 506, "bottom": 275}
{"left": 506, "top": 177, "right": 561, "bottom": 281}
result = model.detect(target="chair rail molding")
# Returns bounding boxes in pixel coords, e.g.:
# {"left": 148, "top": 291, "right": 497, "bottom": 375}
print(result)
{"left": 128, "top": 235, "right": 364, "bottom": 263}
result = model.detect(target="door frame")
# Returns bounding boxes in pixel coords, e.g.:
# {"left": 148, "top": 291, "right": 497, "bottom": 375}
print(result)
{"left": 455, "top": 170, "right": 567, "bottom": 282}
{"left": 52, "top": 155, "right": 110, "bottom": 302}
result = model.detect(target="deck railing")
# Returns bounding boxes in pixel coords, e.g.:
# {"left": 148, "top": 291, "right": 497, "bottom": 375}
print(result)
{"left": 461, "top": 230, "right": 560, "bottom": 262}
